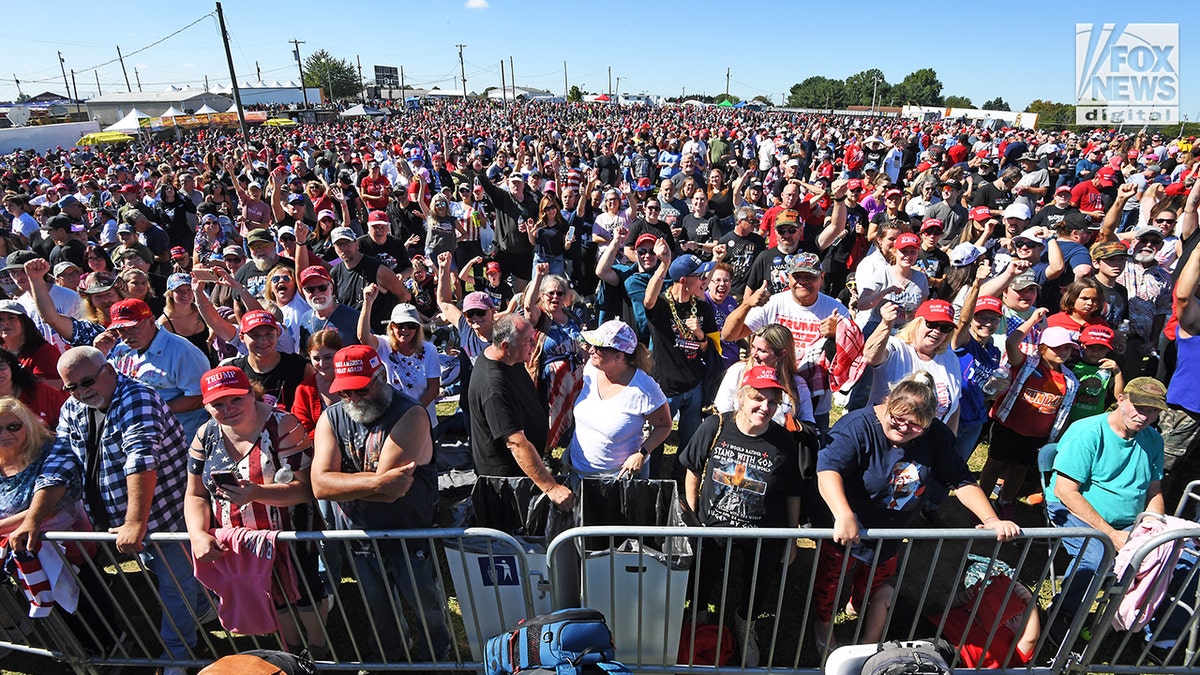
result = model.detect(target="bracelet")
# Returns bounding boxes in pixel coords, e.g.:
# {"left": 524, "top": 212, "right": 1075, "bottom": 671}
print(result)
{"left": 639, "top": 446, "right": 651, "bottom": 457}
{"left": 984, "top": 516, "right": 999, "bottom": 524}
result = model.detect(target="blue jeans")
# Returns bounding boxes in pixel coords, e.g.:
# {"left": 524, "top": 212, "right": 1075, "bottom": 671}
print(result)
{"left": 954, "top": 422, "right": 986, "bottom": 462}
{"left": 1048, "top": 502, "right": 1120, "bottom": 619}
{"left": 347, "top": 545, "right": 452, "bottom": 662}
{"left": 142, "top": 540, "right": 206, "bottom": 660}
{"left": 533, "top": 254, "right": 565, "bottom": 277}
{"left": 664, "top": 386, "right": 704, "bottom": 479}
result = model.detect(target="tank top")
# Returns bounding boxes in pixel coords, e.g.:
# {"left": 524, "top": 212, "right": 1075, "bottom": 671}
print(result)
{"left": 1167, "top": 332, "right": 1200, "bottom": 412}
{"left": 322, "top": 392, "right": 436, "bottom": 534}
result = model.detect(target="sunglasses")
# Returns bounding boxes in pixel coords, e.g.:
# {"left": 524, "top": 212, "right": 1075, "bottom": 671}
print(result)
{"left": 303, "top": 284, "right": 330, "bottom": 294}
{"left": 63, "top": 374, "right": 101, "bottom": 392}
{"left": 1155, "top": 218, "right": 1177, "bottom": 225}
{"left": 926, "top": 321, "right": 956, "bottom": 333}
{"left": 776, "top": 226, "right": 799, "bottom": 236}
{"left": 394, "top": 323, "right": 418, "bottom": 331}
{"left": 270, "top": 275, "right": 293, "bottom": 284}
{"left": 635, "top": 248, "right": 656, "bottom": 256}
{"left": 465, "top": 309, "right": 488, "bottom": 319}
{"left": 543, "top": 290, "right": 566, "bottom": 297}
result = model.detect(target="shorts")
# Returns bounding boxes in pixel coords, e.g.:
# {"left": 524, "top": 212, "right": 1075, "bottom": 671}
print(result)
{"left": 987, "top": 423, "right": 1048, "bottom": 466}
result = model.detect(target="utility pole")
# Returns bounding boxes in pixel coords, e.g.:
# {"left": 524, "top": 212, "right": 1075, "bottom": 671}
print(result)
{"left": 400, "top": 65, "right": 405, "bottom": 99}
{"left": 499, "top": 60, "right": 506, "bottom": 105}
{"left": 607, "top": 67, "right": 612, "bottom": 99}
{"left": 563, "top": 61, "right": 568, "bottom": 99}
{"left": 12, "top": 76, "right": 21, "bottom": 100}
{"left": 57, "top": 51, "right": 71, "bottom": 106}
{"left": 615, "top": 77, "right": 620, "bottom": 105}
{"left": 135, "top": 68, "right": 142, "bottom": 92}
{"left": 69, "top": 69, "right": 81, "bottom": 118}
{"left": 94, "top": 71, "right": 102, "bottom": 96}
{"left": 725, "top": 67, "right": 730, "bottom": 98}
{"left": 255, "top": 61, "right": 261, "bottom": 83}
{"left": 289, "top": 39, "right": 309, "bottom": 109}
{"left": 116, "top": 46, "right": 131, "bottom": 92}
{"left": 509, "top": 56, "right": 515, "bottom": 99}
{"left": 356, "top": 55, "right": 364, "bottom": 102}
{"left": 455, "top": 44, "right": 467, "bottom": 101}
{"left": 204, "top": 75, "right": 209, "bottom": 91}
{"left": 215, "top": 2, "right": 247, "bottom": 139}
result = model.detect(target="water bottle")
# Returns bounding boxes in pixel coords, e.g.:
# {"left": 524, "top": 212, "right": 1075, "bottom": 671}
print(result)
{"left": 981, "top": 363, "right": 1011, "bottom": 397}
{"left": 1117, "top": 318, "right": 1131, "bottom": 335}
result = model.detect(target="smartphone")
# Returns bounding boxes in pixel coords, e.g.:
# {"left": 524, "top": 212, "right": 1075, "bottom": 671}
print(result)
{"left": 192, "top": 267, "right": 218, "bottom": 283}
{"left": 210, "top": 470, "right": 239, "bottom": 487}
{"left": 566, "top": 226, "right": 576, "bottom": 241}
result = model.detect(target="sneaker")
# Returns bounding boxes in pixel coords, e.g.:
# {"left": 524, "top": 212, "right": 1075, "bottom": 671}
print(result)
{"left": 196, "top": 601, "right": 219, "bottom": 626}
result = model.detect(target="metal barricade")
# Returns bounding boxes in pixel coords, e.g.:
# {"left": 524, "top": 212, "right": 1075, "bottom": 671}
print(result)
{"left": 1077, "top": 516, "right": 1200, "bottom": 674}
{"left": 0, "top": 527, "right": 535, "bottom": 673}
{"left": 547, "top": 525, "right": 1112, "bottom": 674}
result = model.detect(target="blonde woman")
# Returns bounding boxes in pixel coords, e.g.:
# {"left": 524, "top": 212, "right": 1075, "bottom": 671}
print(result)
{"left": 359, "top": 285, "right": 440, "bottom": 426}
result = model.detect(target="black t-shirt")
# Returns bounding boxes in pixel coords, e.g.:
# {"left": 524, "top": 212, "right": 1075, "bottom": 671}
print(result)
{"left": 356, "top": 235, "right": 413, "bottom": 274}
{"left": 718, "top": 231, "right": 767, "bottom": 296}
{"left": 234, "top": 255, "right": 296, "bottom": 299}
{"left": 227, "top": 352, "right": 308, "bottom": 409}
{"left": 626, "top": 218, "right": 677, "bottom": 255}
{"left": 49, "top": 239, "right": 87, "bottom": 271}
{"left": 482, "top": 280, "right": 514, "bottom": 310}
{"left": 331, "top": 255, "right": 395, "bottom": 333}
{"left": 1029, "top": 204, "right": 1076, "bottom": 232}
{"left": 646, "top": 292, "right": 718, "bottom": 396}
{"left": 970, "top": 182, "right": 1013, "bottom": 213}
{"left": 916, "top": 248, "right": 950, "bottom": 288}
{"left": 745, "top": 248, "right": 793, "bottom": 296}
{"left": 678, "top": 413, "right": 802, "bottom": 528}
{"left": 679, "top": 212, "right": 724, "bottom": 250}
{"left": 468, "top": 354, "right": 548, "bottom": 476}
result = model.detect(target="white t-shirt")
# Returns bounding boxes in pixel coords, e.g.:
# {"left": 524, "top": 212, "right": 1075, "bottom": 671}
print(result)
{"left": 867, "top": 337, "right": 962, "bottom": 421}
{"left": 713, "top": 361, "right": 815, "bottom": 425}
{"left": 744, "top": 292, "right": 849, "bottom": 416}
{"left": 373, "top": 338, "right": 440, "bottom": 425}
{"left": 567, "top": 363, "right": 667, "bottom": 476}
{"left": 19, "top": 285, "right": 82, "bottom": 353}
{"left": 854, "top": 267, "right": 928, "bottom": 328}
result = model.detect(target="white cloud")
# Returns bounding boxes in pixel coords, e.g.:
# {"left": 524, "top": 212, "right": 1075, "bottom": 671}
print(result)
{"left": 465, "top": 0, "right": 489, "bottom": 8}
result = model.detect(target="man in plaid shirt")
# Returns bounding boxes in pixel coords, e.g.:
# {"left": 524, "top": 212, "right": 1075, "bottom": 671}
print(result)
{"left": 11, "top": 346, "right": 203, "bottom": 670}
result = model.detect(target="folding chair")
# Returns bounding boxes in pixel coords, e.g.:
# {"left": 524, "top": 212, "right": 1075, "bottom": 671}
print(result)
{"left": 1037, "top": 443, "right": 1060, "bottom": 583}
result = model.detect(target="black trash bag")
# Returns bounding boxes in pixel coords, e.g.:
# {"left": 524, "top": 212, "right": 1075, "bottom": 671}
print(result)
{"left": 576, "top": 478, "right": 694, "bottom": 568}
{"left": 455, "top": 475, "right": 576, "bottom": 543}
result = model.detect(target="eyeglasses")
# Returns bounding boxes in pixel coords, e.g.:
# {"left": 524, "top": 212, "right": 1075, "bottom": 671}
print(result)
{"left": 645, "top": 205, "right": 660, "bottom": 211}
{"left": 888, "top": 412, "right": 927, "bottom": 433}
{"left": 973, "top": 314, "right": 1002, "bottom": 325}
{"left": 394, "top": 323, "right": 418, "bottom": 331}
{"left": 303, "top": 284, "right": 329, "bottom": 294}
{"left": 1155, "top": 218, "right": 1177, "bottom": 225}
{"left": 63, "top": 366, "right": 106, "bottom": 393}
{"left": 0, "top": 421, "right": 23, "bottom": 435}
{"left": 776, "top": 226, "right": 799, "bottom": 236}
{"left": 270, "top": 275, "right": 293, "bottom": 284}
{"left": 543, "top": 290, "right": 566, "bottom": 297}
{"left": 465, "top": 309, "right": 488, "bottom": 319}
{"left": 926, "top": 321, "right": 957, "bottom": 333}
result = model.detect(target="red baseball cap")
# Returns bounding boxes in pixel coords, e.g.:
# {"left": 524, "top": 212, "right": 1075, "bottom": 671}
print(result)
{"left": 916, "top": 299, "right": 956, "bottom": 324}
{"left": 239, "top": 309, "right": 280, "bottom": 334}
{"left": 330, "top": 345, "right": 383, "bottom": 394}
{"left": 107, "top": 298, "right": 153, "bottom": 329}
{"left": 1079, "top": 325, "right": 1115, "bottom": 349}
{"left": 740, "top": 365, "right": 785, "bottom": 392}
{"left": 200, "top": 366, "right": 252, "bottom": 404}
{"left": 170, "top": 246, "right": 187, "bottom": 259}
{"left": 299, "top": 265, "right": 332, "bottom": 287}
{"left": 484, "top": 261, "right": 501, "bottom": 274}
{"left": 894, "top": 233, "right": 921, "bottom": 250}
{"left": 847, "top": 178, "right": 863, "bottom": 190}
{"left": 1096, "top": 167, "right": 1117, "bottom": 187}
{"left": 969, "top": 205, "right": 992, "bottom": 222}
{"left": 974, "top": 295, "right": 1003, "bottom": 315}
{"left": 1055, "top": 184, "right": 1072, "bottom": 195}
{"left": 635, "top": 233, "right": 658, "bottom": 249}
{"left": 920, "top": 218, "right": 944, "bottom": 233}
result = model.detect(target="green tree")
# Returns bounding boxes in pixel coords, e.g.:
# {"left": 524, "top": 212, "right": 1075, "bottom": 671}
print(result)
{"left": 894, "top": 68, "right": 943, "bottom": 106}
{"left": 982, "top": 97, "right": 1011, "bottom": 111}
{"left": 943, "top": 95, "right": 973, "bottom": 108}
{"left": 1026, "top": 99, "right": 1076, "bottom": 126}
{"left": 843, "top": 69, "right": 889, "bottom": 107}
{"left": 567, "top": 85, "right": 583, "bottom": 102}
{"left": 787, "top": 76, "right": 846, "bottom": 108}
{"left": 713, "top": 93, "right": 741, "bottom": 104}
{"left": 752, "top": 95, "right": 774, "bottom": 106}
{"left": 302, "top": 49, "right": 361, "bottom": 101}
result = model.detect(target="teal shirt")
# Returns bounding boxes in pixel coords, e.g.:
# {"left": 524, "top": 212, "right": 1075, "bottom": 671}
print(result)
{"left": 1046, "top": 413, "right": 1164, "bottom": 530}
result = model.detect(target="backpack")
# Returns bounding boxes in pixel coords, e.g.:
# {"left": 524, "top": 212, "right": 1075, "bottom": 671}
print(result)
{"left": 485, "top": 608, "right": 631, "bottom": 675}
{"left": 859, "top": 639, "right": 954, "bottom": 675}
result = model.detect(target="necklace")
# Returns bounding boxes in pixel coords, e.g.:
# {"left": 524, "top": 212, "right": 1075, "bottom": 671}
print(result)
{"left": 666, "top": 289, "right": 698, "bottom": 338}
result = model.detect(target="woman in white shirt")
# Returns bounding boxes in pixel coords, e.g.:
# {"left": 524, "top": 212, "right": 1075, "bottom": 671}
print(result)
{"left": 358, "top": 288, "right": 440, "bottom": 426}
{"left": 714, "top": 323, "right": 814, "bottom": 426}
{"left": 567, "top": 320, "right": 672, "bottom": 477}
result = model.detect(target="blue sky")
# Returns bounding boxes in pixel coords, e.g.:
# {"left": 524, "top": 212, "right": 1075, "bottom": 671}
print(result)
{"left": 4, "top": 1, "right": 1195, "bottom": 118}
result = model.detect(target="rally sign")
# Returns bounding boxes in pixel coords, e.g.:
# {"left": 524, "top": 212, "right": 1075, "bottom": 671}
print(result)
{"left": 1076, "top": 23, "right": 1179, "bottom": 125}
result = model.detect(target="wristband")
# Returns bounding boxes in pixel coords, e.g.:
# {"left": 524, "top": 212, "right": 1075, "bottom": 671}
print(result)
{"left": 984, "top": 516, "right": 999, "bottom": 524}
{"left": 639, "top": 446, "right": 651, "bottom": 457}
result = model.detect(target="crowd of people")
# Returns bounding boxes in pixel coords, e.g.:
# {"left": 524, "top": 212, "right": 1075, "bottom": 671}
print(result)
{"left": 0, "top": 96, "right": 1194, "bottom": 671}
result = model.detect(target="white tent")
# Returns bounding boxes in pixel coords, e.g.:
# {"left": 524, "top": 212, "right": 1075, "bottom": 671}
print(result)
{"left": 104, "top": 108, "right": 149, "bottom": 132}
{"left": 161, "top": 106, "right": 185, "bottom": 118}
{"left": 194, "top": 104, "right": 219, "bottom": 115}
{"left": 340, "top": 104, "right": 386, "bottom": 118}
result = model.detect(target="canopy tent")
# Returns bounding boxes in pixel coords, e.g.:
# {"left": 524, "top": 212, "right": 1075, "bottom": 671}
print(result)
{"left": 733, "top": 100, "right": 747, "bottom": 108}
{"left": 103, "top": 108, "right": 149, "bottom": 132}
{"left": 594, "top": 94, "right": 611, "bottom": 102}
{"left": 717, "top": 99, "right": 733, "bottom": 107}
{"left": 77, "top": 131, "right": 133, "bottom": 146}
{"left": 339, "top": 104, "right": 387, "bottom": 118}
{"left": 161, "top": 106, "right": 185, "bottom": 117}
{"left": 194, "top": 104, "right": 220, "bottom": 115}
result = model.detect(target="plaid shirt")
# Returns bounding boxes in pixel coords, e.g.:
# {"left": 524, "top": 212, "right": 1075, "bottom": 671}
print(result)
{"left": 37, "top": 374, "right": 189, "bottom": 533}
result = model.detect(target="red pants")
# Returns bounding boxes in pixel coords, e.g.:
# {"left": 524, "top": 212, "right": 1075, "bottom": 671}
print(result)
{"left": 812, "top": 542, "right": 898, "bottom": 623}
